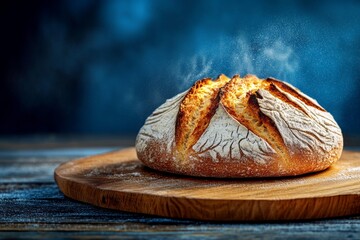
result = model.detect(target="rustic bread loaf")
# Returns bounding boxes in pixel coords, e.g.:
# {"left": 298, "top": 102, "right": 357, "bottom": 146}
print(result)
{"left": 135, "top": 74, "right": 343, "bottom": 178}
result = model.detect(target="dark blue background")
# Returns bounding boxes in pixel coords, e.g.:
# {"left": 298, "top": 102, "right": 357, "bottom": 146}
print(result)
{"left": 1, "top": 0, "right": 360, "bottom": 137}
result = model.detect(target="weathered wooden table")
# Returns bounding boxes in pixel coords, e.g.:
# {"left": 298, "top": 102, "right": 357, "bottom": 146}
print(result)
{"left": 1, "top": 136, "right": 360, "bottom": 239}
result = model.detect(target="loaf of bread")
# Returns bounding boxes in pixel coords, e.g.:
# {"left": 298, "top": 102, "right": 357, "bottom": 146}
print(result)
{"left": 135, "top": 74, "right": 343, "bottom": 178}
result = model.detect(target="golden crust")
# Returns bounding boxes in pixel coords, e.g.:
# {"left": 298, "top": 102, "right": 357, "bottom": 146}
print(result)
{"left": 175, "top": 74, "right": 230, "bottom": 163}
{"left": 221, "top": 75, "right": 290, "bottom": 169}
{"left": 136, "top": 74, "right": 344, "bottom": 178}
{"left": 137, "top": 137, "right": 343, "bottom": 178}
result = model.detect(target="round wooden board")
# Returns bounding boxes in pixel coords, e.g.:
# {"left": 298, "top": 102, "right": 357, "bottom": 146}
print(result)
{"left": 54, "top": 148, "right": 360, "bottom": 221}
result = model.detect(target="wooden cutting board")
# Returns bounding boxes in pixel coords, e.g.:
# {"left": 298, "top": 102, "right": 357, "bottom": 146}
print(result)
{"left": 54, "top": 148, "right": 360, "bottom": 221}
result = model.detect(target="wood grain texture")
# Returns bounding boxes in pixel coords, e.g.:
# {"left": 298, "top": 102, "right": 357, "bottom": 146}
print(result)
{"left": 55, "top": 148, "right": 360, "bottom": 221}
{"left": 2, "top": 142, "right": 360, "bottom": 239}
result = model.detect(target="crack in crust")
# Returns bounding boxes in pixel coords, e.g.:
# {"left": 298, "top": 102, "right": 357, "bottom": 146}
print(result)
{"left": 266, "top": 82, "right": 309, "bottom": 116}
{"left": 137, "top": 73, "right": 343, "bottom": 177}
{"left": 266, "top": 78, "right": 325, "bottom": 112}
{"left": 176, "top": 74, "right": 336, "bottom": 167}
{"left": 220, "top": 75, "right": 290, "bottom": 168}
{"left": 175, "top": 74, "right": 230, "bottom": 162}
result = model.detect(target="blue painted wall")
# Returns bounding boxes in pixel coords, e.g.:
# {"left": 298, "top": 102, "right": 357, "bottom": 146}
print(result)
{"left": 1, "top": 0, "right": 360, "bottom": 136}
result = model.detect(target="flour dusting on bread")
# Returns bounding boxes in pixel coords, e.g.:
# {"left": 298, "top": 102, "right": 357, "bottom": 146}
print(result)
{"left": 136, "top": 74, "right": 343, "bottom": 178}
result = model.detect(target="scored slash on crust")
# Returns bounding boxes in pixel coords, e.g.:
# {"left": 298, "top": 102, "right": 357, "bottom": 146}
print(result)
{"left": 136, "top": 72, "right": 343, "bottom": 177}
{"left": 175, "top": 74, "right": 327, "bottom": 167}
{"left": 175, "top": 74, "right": 230, "bottom": 162}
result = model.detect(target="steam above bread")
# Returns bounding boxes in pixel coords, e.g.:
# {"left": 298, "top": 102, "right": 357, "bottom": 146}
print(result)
{"left": 136, "top": 74, "right": 343, "bottom": 178}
